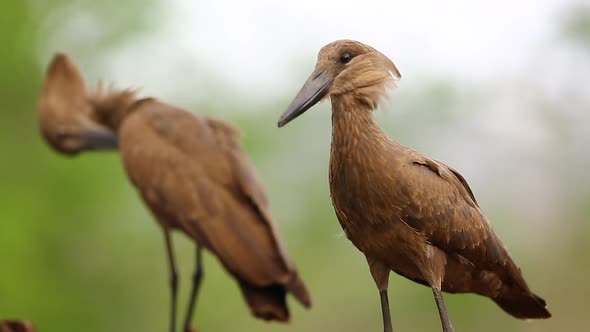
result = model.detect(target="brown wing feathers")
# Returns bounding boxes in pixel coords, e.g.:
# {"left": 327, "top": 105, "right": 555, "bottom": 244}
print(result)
{"left": 406, "top": 156, "right": 549, "bottom": 318}
{"left": 205, "top": 117, "right": 311, "bottom": 307}
{"left": 117, "top": 101, "right": 310, "bottom": 320}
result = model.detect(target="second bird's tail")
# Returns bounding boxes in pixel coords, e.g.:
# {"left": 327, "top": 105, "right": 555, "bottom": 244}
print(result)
{"left": 494, "top": 289, "right": 551, "bottom": 319}
{"left": 284, "top": 271, "right": 312, "bottom": 308}
{"left": 237, "top": 272, "right": 311, "bottom": 322}
{"left": 238, "top": 281, "right": 290, "bottom": 322}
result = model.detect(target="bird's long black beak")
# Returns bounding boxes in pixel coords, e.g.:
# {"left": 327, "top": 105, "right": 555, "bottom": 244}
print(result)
{"left": 80, "top": 126, "right": 118, "bottom": 150}
{"left": 278, "top": 68, "right": 332, "bottom": 127}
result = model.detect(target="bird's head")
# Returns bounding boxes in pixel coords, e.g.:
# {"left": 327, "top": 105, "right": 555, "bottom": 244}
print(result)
{"left": 278, "top": 39, "right": 401, "bottom": 127}
{"left": 38, "top": 53, "right": 118, "bottom": 155}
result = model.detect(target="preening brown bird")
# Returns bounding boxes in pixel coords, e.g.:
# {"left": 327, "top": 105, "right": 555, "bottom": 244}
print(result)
{"left": 38, "top": 54, "right": 311, "bottom": 332}
{"left": 278, "top": 40, "right": 550, "bottom": 332}
{"left": 38, "top": 54, "right": 118, "bottom": 155}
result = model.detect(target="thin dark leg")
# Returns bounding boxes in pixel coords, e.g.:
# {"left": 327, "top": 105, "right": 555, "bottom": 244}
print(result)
{"left": 164, "top": 231, "right": 179, "bottom": 332}
{"left": 432, "top": 288, "right": 454, "bottom": 332}
{"left": 183, "top": 245, "right": 203, "bottom": 332}
{"left": 380, "top": 289, "right": 393, "bottom": 332}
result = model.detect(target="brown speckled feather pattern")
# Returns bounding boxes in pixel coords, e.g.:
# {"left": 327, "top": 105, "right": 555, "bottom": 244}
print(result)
{"left": 116, "top": 99, "right": 309, "bottom": 320}
{"left": 329, "top": 94, "right": 548, "bottom": 319}
{"left": 279, "top": 39, "right": 550, "bottom": 326}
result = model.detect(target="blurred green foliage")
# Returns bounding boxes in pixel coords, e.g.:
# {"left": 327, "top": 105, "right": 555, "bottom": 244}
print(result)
{"left": 564, "top": 4, "right": 590, "bottom": 47}
{"left": 1, "top": 1, "right": 589, "bottom": 332}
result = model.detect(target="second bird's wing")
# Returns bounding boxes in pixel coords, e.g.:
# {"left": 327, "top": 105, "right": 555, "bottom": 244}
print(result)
{"left": 119, "top": 103, "right": 309, "bottom": 306}
{"left": 204, "top": 117, "right": 310, "bottom": 306}
{"left": 205, "top": 117, "right": 294, "bottom": 267}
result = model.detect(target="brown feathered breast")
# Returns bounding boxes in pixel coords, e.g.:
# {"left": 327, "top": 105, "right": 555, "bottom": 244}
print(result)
{"left": 329, "top": 96, "right": 549, "bottom": 319}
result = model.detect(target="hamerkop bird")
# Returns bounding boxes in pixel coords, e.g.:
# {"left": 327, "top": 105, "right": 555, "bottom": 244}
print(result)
{"left": 278, "top": 40, "right": 550, "bottom": 332}
{"left": 38, "top": 55, "right": 117, "bottom": 154}
{"left": 39, "top": 54, "right": 311, "bottom": 332}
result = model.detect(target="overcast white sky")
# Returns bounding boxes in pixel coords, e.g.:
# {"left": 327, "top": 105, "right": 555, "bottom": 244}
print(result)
{"left": 103, "top": 0, "right": 575, "bottom": 101}
{"left": 41, "top": 0, "right": 584, "bottom": 103}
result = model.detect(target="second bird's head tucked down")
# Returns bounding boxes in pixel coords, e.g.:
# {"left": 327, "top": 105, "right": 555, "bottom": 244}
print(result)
{"left": 38, "top": 54, "right": 120, "bottom": 155}
{"left": 278, "top": 40, "right": 401, "bottom": 127}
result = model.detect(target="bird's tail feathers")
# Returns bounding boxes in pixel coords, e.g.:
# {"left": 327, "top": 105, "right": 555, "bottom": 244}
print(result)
{"left": 494, "top": 289, "right": 551, "bottom": 319}
{"left": 238, "top": 280, "right": 290, "bottom": 322}
{"left": 284, "top": 272, "right": 312, "bottom": 308}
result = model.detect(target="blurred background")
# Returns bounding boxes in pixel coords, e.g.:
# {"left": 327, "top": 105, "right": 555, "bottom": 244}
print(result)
{"left": 1, "top": 0, "right": 589, "bottom": 331}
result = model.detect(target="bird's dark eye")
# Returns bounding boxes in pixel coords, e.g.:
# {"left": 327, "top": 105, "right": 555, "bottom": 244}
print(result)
{"left": 340, "top": 52, "right": 352, "bottom": 64}
{"left": 56, "top": 131, "right": 69, "bottom": 141}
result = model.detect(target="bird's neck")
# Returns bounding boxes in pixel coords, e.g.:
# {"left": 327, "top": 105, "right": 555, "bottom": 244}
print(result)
{"left": 328, "top": 94, "right": 393, "bottom": 227}
{"left": 90, "top": 89, "right": 139, "bottom": 131}
{"left": 330, "top": 94, "right": 387, "bottom": 153}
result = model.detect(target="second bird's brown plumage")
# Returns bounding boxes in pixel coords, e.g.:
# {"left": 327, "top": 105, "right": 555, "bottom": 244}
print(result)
{"left": 279, "top": 40, "right": 550, "bottom": 331}
{"left": 38, "top": 54, "right": 310, "bottom": 332}
{"left": 112, "top": 96, "right": 311, "bottom": 321}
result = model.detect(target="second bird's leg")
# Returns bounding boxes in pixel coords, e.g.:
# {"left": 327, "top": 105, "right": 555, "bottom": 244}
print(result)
{"left": 432, "top": 287, "right": 454, "bottom": 332}
{"left": 380, "top": 289, "right": 393, "bottom": 332}
{"left": 164, "top": 230, "right": 179, "bottom": 332}
{"left": 182, "top": 245, "right": 203, "bottom": 332}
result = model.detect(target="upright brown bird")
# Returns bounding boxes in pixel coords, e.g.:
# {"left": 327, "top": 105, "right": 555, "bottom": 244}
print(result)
{"left": 278, "top": 40, "right": 550, "bottom": 332}
{"left": 39, "top": 54, "right": 311, "bottom": 332}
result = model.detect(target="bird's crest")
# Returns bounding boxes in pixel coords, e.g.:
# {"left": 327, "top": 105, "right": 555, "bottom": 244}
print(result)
{"left": 89, "top": 82, "right": 139, "bottom": 129}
